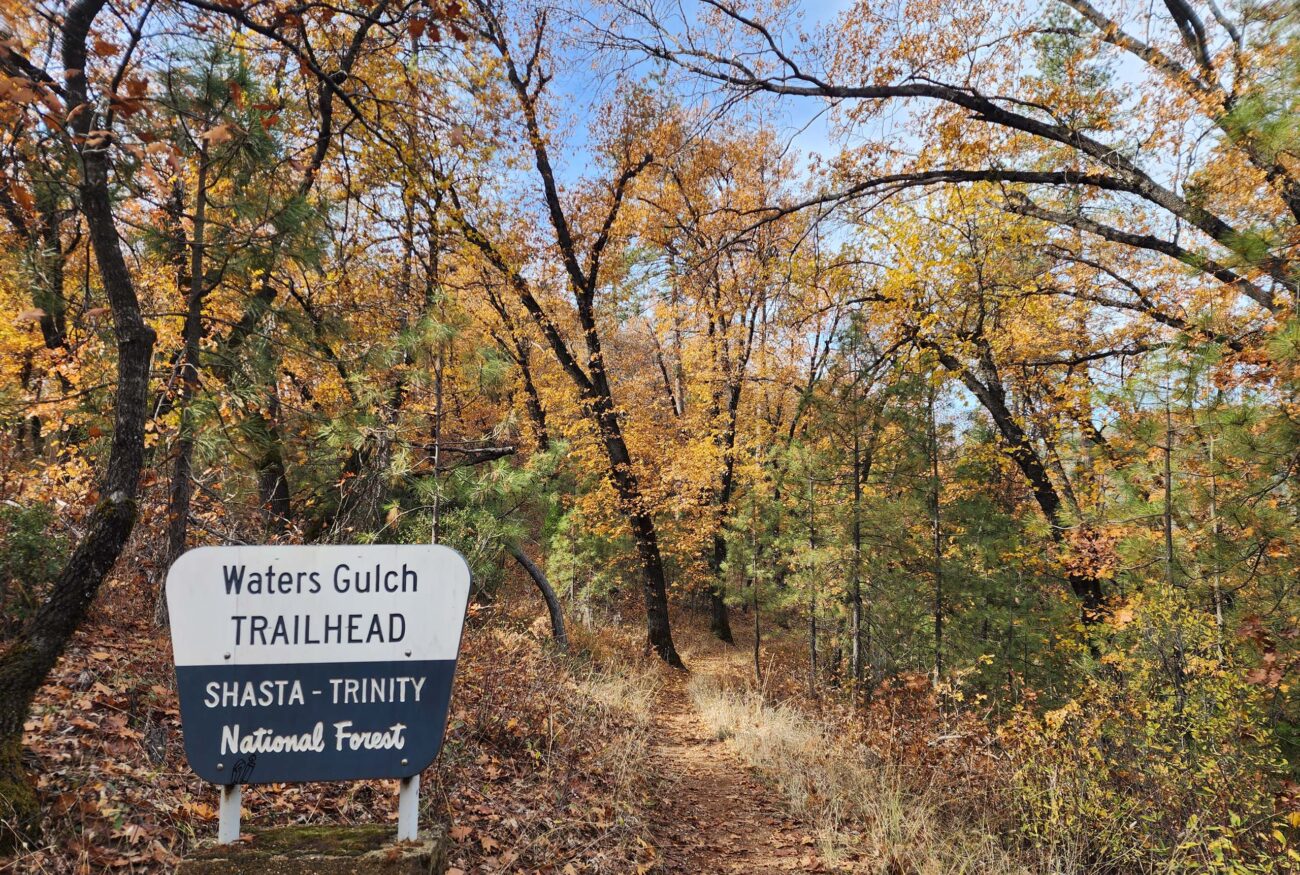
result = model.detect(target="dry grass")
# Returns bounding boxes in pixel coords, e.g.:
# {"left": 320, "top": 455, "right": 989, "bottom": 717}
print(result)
{"left": 688, "top": 674, "right": 1030, "bottom": 874}
{"left": 571, "top": 659, "right": 660, "bottom": 795}
{"left": 426, "top": 618, "right": 665, "bottom": 874}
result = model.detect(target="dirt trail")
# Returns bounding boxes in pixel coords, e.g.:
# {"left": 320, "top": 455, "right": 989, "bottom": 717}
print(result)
{"left": 648, "top": 645, "right": 826, "bottom": 874}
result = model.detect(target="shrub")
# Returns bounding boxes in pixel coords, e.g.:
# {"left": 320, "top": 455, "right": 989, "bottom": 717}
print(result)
{"left": 0, "top": 502, "right": 66, "bottom": 639}
{"left": 1005, "top": 589, "right": 1294, "bottom": 873}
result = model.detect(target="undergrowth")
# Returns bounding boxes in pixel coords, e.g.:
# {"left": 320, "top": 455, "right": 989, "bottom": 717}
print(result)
{"left": 687, "top": 673, "right": 1027, "bottom": 874}
{"left": 1, "top": 577, "right": 664, "bottom": 874}
{"left": 684, "top": 607, "right": 1296, "bottom": 875}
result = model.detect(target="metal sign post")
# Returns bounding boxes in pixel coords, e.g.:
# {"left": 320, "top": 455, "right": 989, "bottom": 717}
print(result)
{"left": 165, "top": 544, "right": 471, "bottom": 845}
{"left": 218, "top": 784, "right": 241, "bottom": 844}
{"left": 397, "top": 774, "right": 419, "bottom": 841}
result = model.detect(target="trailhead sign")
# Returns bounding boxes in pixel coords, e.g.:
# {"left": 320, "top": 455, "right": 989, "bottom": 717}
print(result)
{"left": 165, "top": 544, "right": 472, "bottom": 786}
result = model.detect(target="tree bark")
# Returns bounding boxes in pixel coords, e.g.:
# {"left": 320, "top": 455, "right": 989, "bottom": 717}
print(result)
{"left": 0, "top": 0, "right": 156, "bottom": 845}
{"left": 706, "top": 371, "right": 747, "bottom": 645}
{"left": 752, "top": 574, "right": 762, "bottom": 684}
{"left": 594, "top": 404, "right": 683, "bottom": 668}
{"left": 32, "top": 195, "right": 68, "bottom": 351}
{"left": 511, "top": 547, "right": 567, "bottom": 649}
{"left": 485, "top": 286, "right": 550, "bottom": 451}
{"left": 807, "top": 474, "right": 817, "bottom": 695}
{"left": 708, "top": 453, "right": 736, "bottom": 646}
{"left": 161, "top": 145, "right": 209, "bottom": 623}
{"left": 851, "top": 410, "right": 863, "bottom": 687}
{"left": 708, "top": 535, "right": 734, "bottom": 644}
{"left": 928, "top": 386, "right": 944, "bottom": 680}
{"left": 254, "top": 393, "right": 292, "bottom": 535}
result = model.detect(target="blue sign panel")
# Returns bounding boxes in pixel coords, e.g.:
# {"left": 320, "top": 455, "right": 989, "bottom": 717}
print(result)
{"left": 165, "top": 545, "right": 472, "bottom": 785}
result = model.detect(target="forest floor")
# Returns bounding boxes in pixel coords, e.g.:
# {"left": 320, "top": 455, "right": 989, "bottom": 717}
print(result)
{"left": 2, "top": 572, "right": 857, "bottom": 874}
{"left": 647, "top": 639, "right": 835, "bottom": 874}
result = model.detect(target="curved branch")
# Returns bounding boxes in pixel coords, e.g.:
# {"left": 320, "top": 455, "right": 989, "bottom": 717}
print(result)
{"left": 511, "top": 547, "right": 567, "bottom": 649}
{"left": 1004, "top": 192, "right": 1281, "bottom": 311}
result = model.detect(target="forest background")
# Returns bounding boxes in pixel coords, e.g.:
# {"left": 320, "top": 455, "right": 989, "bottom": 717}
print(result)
{"left": 2, "top": 0, "right": 1300, "bottom": 870}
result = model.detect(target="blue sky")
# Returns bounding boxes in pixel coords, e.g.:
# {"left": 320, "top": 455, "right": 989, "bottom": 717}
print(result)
{"left": 540, "top": 0, "right": 860, "bottom": 184}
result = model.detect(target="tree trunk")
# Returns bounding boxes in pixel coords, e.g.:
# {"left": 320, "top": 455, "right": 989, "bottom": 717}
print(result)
{"left": 704, "top": 347, "right": 744, "bottom": 645}
{"left": 33, "top": 200, "right": 68, "bottom": 351}
{"left": 1163, "top": 391, "right": 1176, "bottom": 588}
{"left": 850, "top": 393, "right": 864, "bottom": 688}
{"left": 708, "top": 531, "right": 735, "bottom": 644}
{"left": 0, "top": 0, "right": 156, "bottom": 845}
{"left": 707, "top": 395, "right": 739, "bottom": 644}
{"left": 430, "top": 348, "right": 444, "bottom": 542}
{"left": 515, "top": 343, "right": 550, "bottom": 451}
{"left": 160, "top": 147, "right": 209, "bottom": 623}
{"left": 929, "top": 386, "right": 944, "bottom": 680}
{"left": 254, "top": 394, "right": 292, "bottom": 535}
{"left": 596, "top": 407, "right": 683, "bottom": 667}
{"left": 807, "top": 474, "right": 817, "bottom": 695}
{"left": 511, "top": 547, "right": 567, "bottom": 649}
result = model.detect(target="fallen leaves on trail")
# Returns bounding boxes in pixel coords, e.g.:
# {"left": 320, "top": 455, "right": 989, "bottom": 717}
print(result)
{"left": 432, "top": 617, "right": 662, "bottom": 874}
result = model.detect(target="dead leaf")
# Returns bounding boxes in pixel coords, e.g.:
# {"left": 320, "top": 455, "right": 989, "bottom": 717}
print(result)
{"left": 200, "top": 123, "right": 235, "bottom": 145}
{"left": 9, "top": 181, "right": 34, "bottom": 212}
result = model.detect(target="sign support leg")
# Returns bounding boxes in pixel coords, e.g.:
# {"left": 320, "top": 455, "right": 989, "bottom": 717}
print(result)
{"left": 397, "top": 774, "right": 419, "bottom": 841}
{"left": 218, "top": 784, "right": 241, "bottom": 844}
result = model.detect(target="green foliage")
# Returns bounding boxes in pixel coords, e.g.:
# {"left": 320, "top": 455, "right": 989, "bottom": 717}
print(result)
{"left": 394, "top": 445, "right": 566, "bottom": 594}
{"left": 1033, "top": 5, "right": 1114, "bottom": 130}
{"left": 0, "top": 503, "right": 66, "bottom": 639}
{"left": 547, "top": 504, "right": 636, "bottom": 603}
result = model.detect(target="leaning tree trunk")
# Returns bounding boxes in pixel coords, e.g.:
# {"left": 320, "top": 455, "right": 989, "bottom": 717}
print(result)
{"left": 0, "top": 0, "right": 156, "bottom": 846}
{"left": 595, "top": 404, "right": 684, "bottom": 668}
{"left": 510, "top": 547, "right": 567, "bottom": 650}
{"left": 929, "top": 342, "right": 1107, "bottom": 621}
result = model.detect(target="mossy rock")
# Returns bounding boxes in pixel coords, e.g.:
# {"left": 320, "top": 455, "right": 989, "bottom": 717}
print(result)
{"left": 177, "top": 823, "right": 448, "bottom": 874}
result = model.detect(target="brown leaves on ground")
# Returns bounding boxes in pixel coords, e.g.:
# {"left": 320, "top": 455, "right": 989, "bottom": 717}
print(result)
{"left": 4, "top": 581, "right": 663, "bottom": 874}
